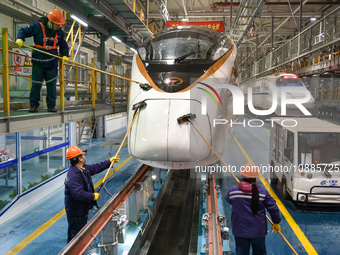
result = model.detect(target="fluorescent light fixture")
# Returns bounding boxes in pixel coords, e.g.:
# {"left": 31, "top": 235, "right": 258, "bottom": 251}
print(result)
{"left": 71, "top": 14, "right": 88, "bottom": 27}
{"left": 111, "top": 36, "right": 121, "bottom": 43}
{"left": 130, "top": 47, "right": 137, "bottom": 54}
{"left": 182, "top": 18, "right": 188, "bottom": 22}
{"left": 311, "top": 17, "right": 316, "bottom": 21}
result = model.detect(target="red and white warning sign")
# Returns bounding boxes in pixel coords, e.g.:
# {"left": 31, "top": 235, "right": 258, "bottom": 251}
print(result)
{"left": 12, "top": 48, "right": 32, "bottom": 75}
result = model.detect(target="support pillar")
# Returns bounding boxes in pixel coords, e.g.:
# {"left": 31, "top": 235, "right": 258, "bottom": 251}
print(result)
{"left": 99, "top": 36, "right": 109, "bottom": 100}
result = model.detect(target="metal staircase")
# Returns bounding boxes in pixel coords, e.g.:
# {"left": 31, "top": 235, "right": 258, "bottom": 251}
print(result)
{"left": 78, "top": 118, "right": 97, "bottom": 146}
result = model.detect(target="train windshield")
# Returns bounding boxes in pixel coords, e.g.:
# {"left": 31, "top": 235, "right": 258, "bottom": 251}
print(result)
{"left": 136, "top": 26, "right": 235, "bottom": 93}
{"left": 298, "top": 133, "right": 340, "bottom": 165}
{"left": 138, "top": 29, "right": 232, "bottom": 64}
{"left": 276, "top": 76, "right": 304, "bottom": 87}
{"left": 151, "top": 37, "right": 212, "bottom": 62}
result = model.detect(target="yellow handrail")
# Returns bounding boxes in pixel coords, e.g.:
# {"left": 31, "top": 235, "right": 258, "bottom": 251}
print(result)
{"left": 2, "top": 37, "right": 141, "bottom": 84}
{"left": 2, "top": 28, "right": 10, "bottom": 117}
{"left": 0, "top": 34, "right": 144, "bottom": 113}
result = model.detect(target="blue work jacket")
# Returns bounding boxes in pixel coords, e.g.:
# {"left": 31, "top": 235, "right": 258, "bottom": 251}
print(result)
{"left": 225, "top": 181, "right": 281, "bottom": 238}
{"left": 17, "top": 17, "right": 69, "bottom": 69}
{"left": 64, "top": 160, "right": 111, "bottom": 217}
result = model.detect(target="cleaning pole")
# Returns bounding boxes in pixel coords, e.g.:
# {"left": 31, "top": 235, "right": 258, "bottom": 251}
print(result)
{"left": 97, "top": 100, "right": 147, "bottom": 192}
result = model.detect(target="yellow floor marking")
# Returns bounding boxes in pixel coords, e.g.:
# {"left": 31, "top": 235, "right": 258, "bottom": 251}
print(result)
{"left": 6, "top": 209, "right": 66, "bottom": 255}
{"left": 99, "top": 141, "right": 128, "bottom": 147}
{"left": 241, "top": 116, "right": 270, "bottom": 132}
{"left": 6, "top": 155, "right": 133, "bottom": 255}
{"left": 233, "top": 136, "right": 318, "bottom": 255}
{"left": 99, "top": 141, "right": 111, "bottom": 146}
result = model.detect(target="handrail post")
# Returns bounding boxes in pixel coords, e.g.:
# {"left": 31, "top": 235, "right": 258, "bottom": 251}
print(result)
{"left": 2, "top": 27, "right": 10, "bottom": 117}
{"left": 60, "top": 58, "right": 65, "bottom": 111}
{"left": 91, "top": 58, "right": 96, "bottom": 109}
{"left": 112, "top": 65, "right": 115, "bottom": 107}
{"left": 126, "top": 69, "right": 130, "bottom": 103}
{"left": 65, "top": 20, "right": 75, "bottom": 42}
{"left": 71, "top": 26, "right": 74, "bottom": 61}
{"left": 75, "top": 64, "right": 78, "bottom": 100}
{"left": 78, "top": 24, "right": 81, "bottom": 44}
{"left": 120, "top": 71, "right": 123, "bottom": 100}
{"left": 109, "top": 76, "right": 112, "bottom": 99}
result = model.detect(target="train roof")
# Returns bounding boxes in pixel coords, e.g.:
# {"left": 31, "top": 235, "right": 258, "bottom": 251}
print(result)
{"left": 142, "top": 25, "right": 231, "bottom": 47}
{"left": 273, "top": 118, "right": 340, "bottom": 133}
{"left": 240, "top": 73, "right": 301, "bottom": 85}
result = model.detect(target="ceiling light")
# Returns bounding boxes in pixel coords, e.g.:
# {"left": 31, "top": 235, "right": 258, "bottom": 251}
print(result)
{"left": 111, "top": 36, "right": 121, "bottom": 43}
{"left": 182, "top": 18, "right": 188, "bottom": 22}
{"left": 71, "top": 14, "right": 88, "bottom": 27}
{"left": 311, "top": 17, "right": 316, "bottom": 21}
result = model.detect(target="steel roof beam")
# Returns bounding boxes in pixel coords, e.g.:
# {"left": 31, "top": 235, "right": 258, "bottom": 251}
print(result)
{"left": 48, "top": 0, "right": 111, "bottom": 36}
{"left": 213, "top": 1, "right": 340, "bottom": 7}
{"left": 231, "top": 0, "right": 266, "bottom": 46}
{"left": 147, "top": 11, "right": 322, "bottom": 18}
{"left": 154, "top": 0, "right": 170, "bottom": 21}
{"left": 86, "top": 0, "right": 143, "bottom": 43}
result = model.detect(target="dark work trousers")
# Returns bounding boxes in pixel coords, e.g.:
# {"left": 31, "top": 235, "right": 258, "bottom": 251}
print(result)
{"left": 67, "top": 213, "right": 88, "bottom": 243}
{"left": 234, "top": 236, "right": 267, "bottom": 255}
{"left": 30, "top": 64, "right": 58, "bottom": 108}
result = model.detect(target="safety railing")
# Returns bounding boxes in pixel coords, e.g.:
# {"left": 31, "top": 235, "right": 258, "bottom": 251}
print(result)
{"left": 240, "top": 6, "right": 340, "bottom": 79}
{"left": 311, "top": 87, "right": 340, "bottom": 104}
{"left": 124, "top": 0, "right": 156, "bottom": 33}
{"left": 1, "top": 27, "right": 141, "bottom": 117}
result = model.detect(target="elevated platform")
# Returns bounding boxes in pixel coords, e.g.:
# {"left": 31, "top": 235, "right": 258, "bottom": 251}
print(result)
{"left": 0, "top": 102, "right": 127, "bottom": 134}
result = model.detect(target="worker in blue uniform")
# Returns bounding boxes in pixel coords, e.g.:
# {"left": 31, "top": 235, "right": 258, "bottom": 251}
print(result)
{"left": 16, "top": 9, "right": 69, "bottom": 113}
{"left": 64, "top": 146, "right": 119, "bottom": 243}
{"left": 225, "top": 163, "right": 281, "bottom": 255}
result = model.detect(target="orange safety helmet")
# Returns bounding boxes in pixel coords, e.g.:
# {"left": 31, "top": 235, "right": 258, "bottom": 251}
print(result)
{"left": 66, "top": 146, "right": 85, "bottom": 159}
{"left": 47, "top": 9, "right": 65, "bottom": 25}
{"left": 240, "top": 162, "right": 259, "bottom": 178}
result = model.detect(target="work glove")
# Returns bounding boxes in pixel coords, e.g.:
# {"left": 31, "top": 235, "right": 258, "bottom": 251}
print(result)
{"left": 62, "top": 56, "right": 69, "bottom": 62}
{"left": 271, "top": 223, "right": 281, "bottom": 233}
{"left": 110, "top": 156, "right": 120, "bottom": 163}
{"left": 16, "top": 39, "right": 24, "bottom": 48}
{"left": 93, "top": 192, "right": 100, "bottom": 201}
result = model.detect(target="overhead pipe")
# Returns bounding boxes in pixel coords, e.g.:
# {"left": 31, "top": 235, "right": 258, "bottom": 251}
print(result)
{"left": 213, "top": 1, "right": 339, "bottom": 8}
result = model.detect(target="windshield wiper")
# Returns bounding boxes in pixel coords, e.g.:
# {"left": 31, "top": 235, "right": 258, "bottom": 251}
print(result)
{"left": 175, "top": 42, "right": 201, "bottom": 64}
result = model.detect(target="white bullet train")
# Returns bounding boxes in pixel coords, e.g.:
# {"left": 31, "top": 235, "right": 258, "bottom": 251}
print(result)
{"left": 127, "top": 25, "right": 238, "bottom": 169}
{"left": 240, "top": 73, "right": 316, "bottom": 116}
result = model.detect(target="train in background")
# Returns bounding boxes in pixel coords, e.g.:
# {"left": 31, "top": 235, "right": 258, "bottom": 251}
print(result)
{"left": 240, "top": 73, "right": 316, "bottom": 116}
{"left": 127, "top": 25, "right": 238, "bottom": 169}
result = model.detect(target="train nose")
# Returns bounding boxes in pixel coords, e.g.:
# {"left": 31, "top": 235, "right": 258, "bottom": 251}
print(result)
{"left": 128, "top": 99, "right": 211, "bottom": 162}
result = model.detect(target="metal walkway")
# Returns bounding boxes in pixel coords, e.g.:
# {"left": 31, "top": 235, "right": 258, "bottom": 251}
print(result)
{"left": 0, "top": 103, "right": 127, "bottom": 134}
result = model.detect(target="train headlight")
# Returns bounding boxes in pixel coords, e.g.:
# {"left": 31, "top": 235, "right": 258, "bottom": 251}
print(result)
{"left": 298, "top": 194, "right": 306, "bottom": 202}
{"left": 140, "top": 83, "right": 152, "bottom": 91}
{"left": 307, "top": 173, "right": 313, "bottom": 179}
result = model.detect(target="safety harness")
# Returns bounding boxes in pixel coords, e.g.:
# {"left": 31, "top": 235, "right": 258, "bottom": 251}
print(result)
{"left": 34, "top": 22, "right": 58, "bottom": 50}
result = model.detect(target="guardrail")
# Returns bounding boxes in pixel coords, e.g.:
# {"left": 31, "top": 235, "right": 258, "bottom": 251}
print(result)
{"left": 239, "top": 6, "right": 340, "bottom": 79}
{"left": 1, "top": 27, "right": 142, "bottom": 117}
